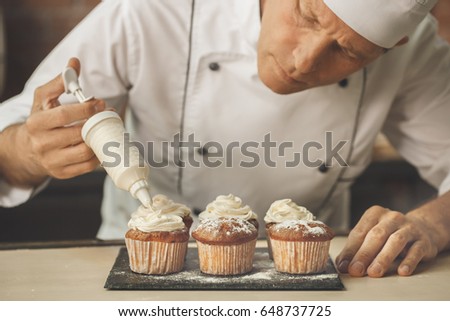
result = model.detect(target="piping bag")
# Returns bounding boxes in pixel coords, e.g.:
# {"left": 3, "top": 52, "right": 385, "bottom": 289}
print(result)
{"left": 62, "top": 67, "right": 153, "bottom": 209}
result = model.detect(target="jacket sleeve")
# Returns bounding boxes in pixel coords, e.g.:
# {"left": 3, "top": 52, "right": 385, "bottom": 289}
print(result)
{"left": 382, "top": 15, "right": 450, "bottom": 196}
{"left": 0, "top": 0, "right": 137, "bottom": 207}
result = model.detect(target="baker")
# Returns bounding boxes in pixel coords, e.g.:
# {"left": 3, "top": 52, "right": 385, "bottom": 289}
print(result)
{"left": 1, "top": 0, "right": 449, "bottom": 278}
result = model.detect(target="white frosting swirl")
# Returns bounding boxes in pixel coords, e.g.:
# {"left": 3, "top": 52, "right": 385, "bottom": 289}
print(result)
{"left": 264, "top": 199, "right": 315, "bottom": 224}
{"left": 128, "top": 213, "right": 184, "bottom": 232}
{"left": 150, "top": 194, "right": 191, "bottom": 218}
{"left": 127, "top": 194, "right": 190, "bottom": 232}
{"left": 199, "top": 194, "right": 257, "bottom": 221}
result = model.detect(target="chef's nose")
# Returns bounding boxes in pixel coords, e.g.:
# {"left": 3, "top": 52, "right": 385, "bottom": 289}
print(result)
{"left": 292, "top": 33, "right": 330, "bottom": 74}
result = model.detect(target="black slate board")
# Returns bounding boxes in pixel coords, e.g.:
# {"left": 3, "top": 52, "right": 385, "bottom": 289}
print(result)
{"left": 104, "top": 247, "right": 344, "bottom": 291}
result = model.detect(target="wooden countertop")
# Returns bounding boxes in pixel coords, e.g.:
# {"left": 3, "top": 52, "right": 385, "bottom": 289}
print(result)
{"left": 1, "top": 237, "right": 449, "bottom": 301}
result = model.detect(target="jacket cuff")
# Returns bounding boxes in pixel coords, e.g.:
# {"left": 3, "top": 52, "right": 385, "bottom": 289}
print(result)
{"left": 0, "top": 177, "right": 50, "bottom": 208}
{"left": 439, "top": 173, "right": 450, "bottom": 196}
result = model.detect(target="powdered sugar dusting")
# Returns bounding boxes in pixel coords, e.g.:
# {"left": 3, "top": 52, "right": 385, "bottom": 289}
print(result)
{"left": 274, "top": 220, "right": 327, "bottom": 236}
{"left": 133, "top": 249, "right": 334, "bottom": 284}
{"left": 195, "top": 217, "right": 256, "bottom": 235}
{"left": 106, "top": 248, "right": 343, "bottom": 290}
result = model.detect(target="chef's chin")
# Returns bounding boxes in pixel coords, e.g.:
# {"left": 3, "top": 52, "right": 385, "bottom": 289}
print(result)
{"left": 257, "top": 60, "right": 310, "bottom": 95}
{"left": 258, "top": 71, "right": 310, "bottom": 95}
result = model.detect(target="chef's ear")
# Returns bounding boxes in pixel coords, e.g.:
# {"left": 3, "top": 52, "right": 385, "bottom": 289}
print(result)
{"left": 394, "top": 36, "right": 409, "bottom": 47}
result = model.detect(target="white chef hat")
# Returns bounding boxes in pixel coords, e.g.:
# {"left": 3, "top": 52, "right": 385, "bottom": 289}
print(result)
{"left": 323, "top": 0, "right": 438, "bottom": 48}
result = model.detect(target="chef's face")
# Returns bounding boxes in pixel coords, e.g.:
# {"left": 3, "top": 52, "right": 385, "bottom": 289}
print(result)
{"left": 258, "top": 0, "right": 385, "bottom": 94}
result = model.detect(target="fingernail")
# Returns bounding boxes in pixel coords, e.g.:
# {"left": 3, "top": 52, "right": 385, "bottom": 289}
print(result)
{"left": 337, "top": 260, "right": 349, "bottom": 273}
{"left": 369, "top": 262, "right": 383, "bottom": 276}
{"left": 399, "top": 265, "right": 411, "bottom": 275}
{"left": 350, "top": 261, "right": 365, "bottom": 275}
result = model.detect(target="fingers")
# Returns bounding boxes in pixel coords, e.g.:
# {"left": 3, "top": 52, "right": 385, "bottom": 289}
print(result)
{"left": 67, "top": 57, "right": 81, "bottom": 77}
{"left": 367, "top": 230, "right": 411, "bottom": 277}
{"left": 52, "top": 156, "right": 100, "bottom": 180}
{"left": 46, "top": 143, "right": 96, "bottom": 168}
{"left": 32, "top": 57, "right": 81, "bottom": 112}
{"left": 397, "top": 238, "right": 439, "bottom": 276}
{"left": 23, "top": 57, "right": 104, "bottom": 181}
{"left": 347, "top": 211, "right": 407, "bottom": 277}
{"left": 30, "top": 99, "right": 105, "bottom": 130}
{"left": 397, "top": 241, "right": 427, "bottom": 276}
{"left": 63, "top": 143, "right": 97, "bottom": 164}
{"left": 54, "top": 125, "right": 85, "bottom": 148}
{"left": 25, "top": 99, "right": 105, "bottom": 179}
{"left": 335, "top": 231, "right": 365, "bottom": 274}
{"left": 28, "top": 56, "right": 105, "bottom": 129}
{"left": 41, "top": 143, "right": 99, "bottom": 179}
{"left": 34, "top": 73, "right": 66, "bottom": 112}
{"left": 337, "top": 205, "right": 440, "bottom": 278}
{"left": 335, "top": 206, "right": 387, "bottom": 273}
{"left": 50, "top": 100, "right": 105, "bottom": 128}
{"left": 28, "top": 125, "right": 84, "bottom": 152}
{"left": 45, "top": 57, "right": 81, "bottom": 106}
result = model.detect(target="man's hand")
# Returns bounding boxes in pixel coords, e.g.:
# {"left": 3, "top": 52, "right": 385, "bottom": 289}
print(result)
{"left": 335, "top": 193, "right": 450, "bottom": 277}
{"left": 0, "top": 58, "right": 105, "bottom": 187}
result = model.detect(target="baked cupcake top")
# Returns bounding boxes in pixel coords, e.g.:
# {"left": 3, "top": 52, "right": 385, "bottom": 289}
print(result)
{"left": 268, "top": 220, "right": 334, "bottom": 242}
{"left": 128, "top": 194, "right": 191, "bottom": 233}
{"left": 192, "top": 217, "right": 258, "bottom": 245}
{"left": 264, "top": 199, "right": 315, "bottom": 224}
{"left": 199, "top": 194, "right": 257, "bottom": 221}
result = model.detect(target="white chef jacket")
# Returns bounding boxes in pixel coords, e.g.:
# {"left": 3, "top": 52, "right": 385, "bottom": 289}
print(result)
{"left": 1, "top": 0, "right": 450, "bottom": 239}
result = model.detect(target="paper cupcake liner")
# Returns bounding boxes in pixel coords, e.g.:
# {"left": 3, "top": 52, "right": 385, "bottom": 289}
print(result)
{"left": 196, "top": 239, "right": 257, "bottom": 275}
{"left": 125, "top": 238, "right": 188, "bottom": 275}
{"left": 265, "top": 227, "right": 273, "bottom": 260}
{"left": 270, "top": 239, "right": 330, "bottom": 274}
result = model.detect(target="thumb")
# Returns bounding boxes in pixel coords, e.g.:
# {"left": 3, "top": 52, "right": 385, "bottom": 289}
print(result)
{"left": 39, "top": 57, "right": 82, "bottom": 110}
{"left": 67, "top": 57, "right": 81, "bottom": 77}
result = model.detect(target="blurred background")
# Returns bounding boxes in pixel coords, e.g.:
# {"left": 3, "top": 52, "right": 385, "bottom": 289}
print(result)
{"left": 0, "top": 0, "right": 448, "bottom": 245}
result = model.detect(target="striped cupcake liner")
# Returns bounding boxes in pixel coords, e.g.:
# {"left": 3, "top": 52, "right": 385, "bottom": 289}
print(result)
{"left": 125, "top": 238, "right": 188, "bottom": 275}
{"left": 195, "top": 239, "right": 257, "bottom": 275}
{"left": 270, "top": 239, "right": 330, "bottom": 274}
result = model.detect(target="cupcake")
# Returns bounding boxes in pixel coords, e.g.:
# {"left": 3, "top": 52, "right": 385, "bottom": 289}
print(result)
{"left": 125, "top": 195, "right": 192, "bottom": 275}
{"left": 199, "top": 194, "right": 259, "bottom": 230}
{"left": 267, "top": 219, "right": 334, "bottom": 274}
{"left": 192, "top": 217, "right": 258, "bottom": 275}
{"left": 264, "top": 199, "right": 315, "bottom": 258}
